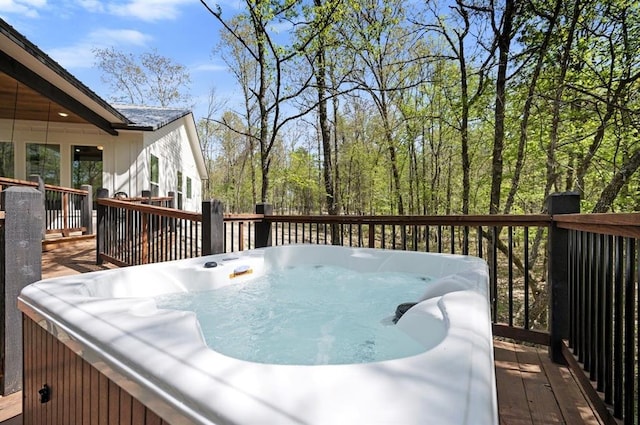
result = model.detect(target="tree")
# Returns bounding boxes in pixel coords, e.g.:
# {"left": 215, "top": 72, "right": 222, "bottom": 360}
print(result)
{"left": 340, "top": 0, "right": 427, "bottom": 215}
{"left": 93, "top": 47, "right": 192, "bottom": 107}
{"left": 200, "top": 0, "right": 337, "bottom": 202}
{"left": 425, "top": 0, "right": 493, "bottom": 214}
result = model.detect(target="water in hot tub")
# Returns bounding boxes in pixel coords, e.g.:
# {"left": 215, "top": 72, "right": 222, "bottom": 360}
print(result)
{"left": 155, "top": 265, "right": 432, "bottom": 365}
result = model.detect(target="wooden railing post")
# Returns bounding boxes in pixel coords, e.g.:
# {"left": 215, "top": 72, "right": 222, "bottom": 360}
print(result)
{"left": 547, "top": 192, "right": 580, "bottom": 363}
{"left": 202, "top": 200, "right": 224, "bottom": 255}
{"left": 1, "top": 186, "right": 43, "bottom": 395}
{"left": 255, "top": 203, "right": 273, "bottom": 248}
{"left": 81, "top": 184, "right": 93, "bottom": 235}
{"left": 62, "top": 191, "right": 70, "bottom": 236}
{"left": 96, "top": 188, "right": 109, "bottom": 265}
{"left": 28, "top": 174, "right": 46, "bottom": 239}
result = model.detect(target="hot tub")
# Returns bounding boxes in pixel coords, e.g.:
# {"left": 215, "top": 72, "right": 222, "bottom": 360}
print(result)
{"left": 19, "top": 245, "right": 497, "bottom": 425}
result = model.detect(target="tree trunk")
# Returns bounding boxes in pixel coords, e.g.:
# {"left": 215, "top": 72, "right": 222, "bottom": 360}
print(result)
{"left": 490, "top": 0, "right": 515, "bottom": 215}
{"left": 592, "top": 149, "right": 640, "bottom": 212}
{"left": 545, "top": 0, "right": 581, "bottom": 204}
{"left": 504, "top": 0, "right": 561, "bottom": 214}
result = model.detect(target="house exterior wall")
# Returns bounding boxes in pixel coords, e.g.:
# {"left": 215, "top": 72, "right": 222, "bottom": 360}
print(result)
{"left": 137, "top": 117, "right": 203, "bottom": 212}
{"left": 0, "top": 119, "right": 114, "bottom": 186}
{"left": 101, "top": 131, "right": 143, "bottom": 198}
{"left": 0, "top": 117, "right": 203, "bottom": 212}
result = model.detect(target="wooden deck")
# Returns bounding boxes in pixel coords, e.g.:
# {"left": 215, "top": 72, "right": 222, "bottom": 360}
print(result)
{"left": 1, "top": 238, "right": 604, "bottom": 425}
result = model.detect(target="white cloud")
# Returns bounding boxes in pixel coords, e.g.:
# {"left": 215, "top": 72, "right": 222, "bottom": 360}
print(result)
{"left": 46, "top": 28, "right": 151, "bottom": 68}
{"left": 89, "top": 28, "right": 151, "bottom": 45}
{"left": 108, "top": 0, "right": 192, "bottom": 22}
{"left": 192, "top": 63, "right": 228, "bottom": 73}
{"left": 0, "top": 0, "right": 47, "bottom": 18}
{"left": 75, "top": 0, "right": 104, "bottom": 12}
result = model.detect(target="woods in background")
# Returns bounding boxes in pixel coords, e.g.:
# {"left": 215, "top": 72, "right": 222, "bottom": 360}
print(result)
{"left": 196, "top": 0, "right": 639, "bottom": 215}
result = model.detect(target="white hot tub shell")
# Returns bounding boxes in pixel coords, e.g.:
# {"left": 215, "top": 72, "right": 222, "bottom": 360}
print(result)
{"left": 19, "top": 245, "right": 498, "bottom": 425}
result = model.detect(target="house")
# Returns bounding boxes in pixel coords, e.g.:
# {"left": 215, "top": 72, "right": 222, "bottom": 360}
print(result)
{"left": 0, "top": 18, "right": 207, "bottom": 212}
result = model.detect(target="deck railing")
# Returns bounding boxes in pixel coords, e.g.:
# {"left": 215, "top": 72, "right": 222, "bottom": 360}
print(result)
{"left": 95, "top": 194, "right": 639, "bottom": 424}
{"left": 0, "top": 177, "right": 92, "bottom": 238}
{"left": 558, "top": 213, "right": 639, "bottom": 425}
{"left": 96, "top": 197, "right": 262, "bottom": 266}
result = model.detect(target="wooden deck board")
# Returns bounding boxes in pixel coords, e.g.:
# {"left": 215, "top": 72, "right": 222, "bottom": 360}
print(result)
{"left": 537, "top": 347, "right": 603, "bottom": 425}
{"left": 0, "top": 392, "right": 21, "bottom": 423}
{"left": 495, "top": 340, "right": 534, "bottom": 425}
{"left": 516, "top": 345, "right": 564, "bottom": 424}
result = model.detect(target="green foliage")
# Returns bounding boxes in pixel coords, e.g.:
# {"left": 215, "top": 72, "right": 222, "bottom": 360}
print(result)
{"left": 202, "top": 0, "right": 640, "bottom": 214}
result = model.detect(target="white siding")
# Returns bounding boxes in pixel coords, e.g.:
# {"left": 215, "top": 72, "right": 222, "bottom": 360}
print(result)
{"left": 0, "top": 116, "right": 203, "bottom": 211}
{"left": 139, "top": 117, "right": 202, "bottom": 212}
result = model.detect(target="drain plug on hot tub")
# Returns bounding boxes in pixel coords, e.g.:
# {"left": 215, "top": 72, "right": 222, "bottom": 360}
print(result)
{"left": 39, "top": 384, "right": 51, "bottom": 403}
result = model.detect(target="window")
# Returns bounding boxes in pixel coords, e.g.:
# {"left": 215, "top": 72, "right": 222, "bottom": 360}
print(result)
{"left": 26, "top": 143, "right": 60, "bottom": 185}
{"left": 177, "top": 171, "right": 183, "bottom": 209}
{"left": 0, "top": 142, "right": 14, "bottom": 178}
{"left": 150, "top": 154, "right": 159, "bottom": 196}
{"left": 72, "top": 145, "right": 103, "bottom": 191}
{"left": 186, "top": 177, "right": 192, "bottom": 199}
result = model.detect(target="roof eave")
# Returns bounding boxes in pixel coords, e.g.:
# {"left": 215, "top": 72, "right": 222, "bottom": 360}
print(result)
{"left": 0, "top": 18, "right": 130, "bottom": 131}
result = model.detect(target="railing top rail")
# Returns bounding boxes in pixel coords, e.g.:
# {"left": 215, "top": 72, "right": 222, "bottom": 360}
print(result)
{"left": 0, "top": 177, "right": 37, "bottom": 188}
{"left": 97, "top": 198, "right": 201, "bottom": 221}
{"left": 554, "top": 212, "right": 640, "bottom": 238}
{"left": 44, "top": 185, "right": 89, "bottom": 195}
{"left": 263, "top": 214, "right": 552, "bottom": 227}
{"left": 224, "top": 214, "right": 264, "bottom": 222}
{"left": 0, "top": 177, "right": 88, "bottom": 195}
{"left": 120, "top": 196, "right": 174, "bottom": 202}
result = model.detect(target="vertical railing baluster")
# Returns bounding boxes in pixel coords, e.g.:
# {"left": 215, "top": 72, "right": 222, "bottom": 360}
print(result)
{"left": 603, "top": 234, "right": 613, "bottom": 404}
{"left": 595, "top": 233, "right": 604, "bottom": 389}
{"left": 508, "top": 226, "right": 513, "bottom": 327}
{"left": 401, "top": 225, "right": 407, "bottom": 251}
{"left": 450, "top": 225, "right": 455, "bottom": 254}
{"left": 568, "top": 229, "right": 576, "bottom": 349}
{"left": 392, "top": 225, "right": 396, "bottom": 250}
{"left": 463, "top": 225, "right": 469, "bottom": 255}
{"left": 524, "top": 227, "right": 530, "bottom": 330}
{"left": 492, "top": 226, "right": 498, "bottom": 323}
{"left": 623, "top": 238, "right": 635, "bottom": 422}
{"left": 613, "top": 236, "right": 623, "bottom": 419}
{"left": 585, "top": 232, "right": 598, "bottom": 381}
{"left": 425, "top": 225, "right": 430, "bottom": 252}
{"left": 585, "top": 233, "right": 594, "bottom": 374}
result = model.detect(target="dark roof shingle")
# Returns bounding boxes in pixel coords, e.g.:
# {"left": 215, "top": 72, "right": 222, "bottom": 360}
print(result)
{"left": 113, "top": 105, "right": 191, "bottom": 130}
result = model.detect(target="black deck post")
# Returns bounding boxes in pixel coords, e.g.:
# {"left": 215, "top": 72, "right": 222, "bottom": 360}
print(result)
{"left": 0, "top": 186, "right": 43, "bottom": 395}
{"left": 96, "top": 188, "right": 109, "bottom": 265}
{"left": 202, "top": 200, "right": 224, "bottom": 255}
{"left": 255, "top": 203, "right": 273, "bottom": 248}
{"left": 81, "top": 184, "right": 93, "bottom": 235}
{"left": 141, "top": 190, "right": 151, "bottom": 205}
{"left": 547, "top": 192, "right": 580, "bottom": 363}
